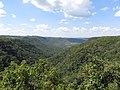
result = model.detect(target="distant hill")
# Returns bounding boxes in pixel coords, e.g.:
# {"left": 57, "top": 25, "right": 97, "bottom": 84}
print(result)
{"left": 0, "top": 36, "right": 87, "bottom": 71}
{"left": 0, "top": 36, "right": 87, "bottom": 57}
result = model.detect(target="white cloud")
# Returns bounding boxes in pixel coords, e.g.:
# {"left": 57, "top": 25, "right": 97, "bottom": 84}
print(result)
{"left": 100, "top": 7, "right": 109, "bottom": 11}
{"left": 113, "top": 6, "right": 120, "bottom": 17}
{"left": 0, "top": 9, "right": 6, "bottom": 17}
{"left": 0, "top": 24, "right": 120, "bottom": 37}
{"left": 23, "top": 0, "right": 30, "bottom": 3}
{"left": 113, "top": 6, "right": 120, "bottom": 11}
{"left": 21, "top": 23, "right": 27, "bottom": 26}
{"left": 0, "top": 1, "right": 4, "bottom": 8}
{"left": 84, "top": 22, "right": 90, "bottom": 24}
{"left": 114, "top": 10, "right": 120, "bottom": 17}
{"left": 36, "top": 24, "right": 48, "bottom": 29}
{"left": 59, "top": 19, "right": 68, "bottom": 24}
{"left": 8, "top": 24, "right": 12, "bottom": 26}
{"left": 30, "top": 0, "right": 56, "bottom": 12}
{"left": 57, "top": 27, "right": 69, "bottom": 32}
{"left": 11, "top": 14, "right": 16, "bottom": 18}
{"left": 0, "top": 2, "right": 6, "bottom": 17}
{"left": 90, "top": 26, "right": 110, "bottom": 32}
{"left": 32, "top": 25, "right": 120, "bottom": 37}
{"left": 0, "top": 24, "right": 4, "bottom": 27}
{"left": 30, "top": 18, "right": 36, "bottom": 22}
{"left": 23, "top": 0, "right": 94, "bottom": 18}
{"left": 33, "top": 24, "right": 49, "bottom": 35}
{"left": 0, "top": 26, "right": 27, "bottom": 35}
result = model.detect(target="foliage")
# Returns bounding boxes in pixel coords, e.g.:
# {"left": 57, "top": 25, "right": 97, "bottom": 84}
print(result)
{"left": 0, "top": 36, "right": 120, "bottom": 89}
{"left": 0, "top": 60, "right": 65, "bottom": 90}
{"left": 0, "top": 38, "right": 45, "bottom": 71}
{"left": 49, "top": 36, "right": 120, "bottom": 89}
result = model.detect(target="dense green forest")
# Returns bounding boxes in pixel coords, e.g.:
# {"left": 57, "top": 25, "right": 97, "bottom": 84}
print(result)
{"left": 0, "top": 36, "right": 86, "bottom": 71}
{"left": 0, "top": 36, "right": 120, "bottom": 90}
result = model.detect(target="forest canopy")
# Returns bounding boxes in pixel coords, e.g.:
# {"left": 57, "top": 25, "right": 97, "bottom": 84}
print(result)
{"left": 0, "top": 36, "right": 120, "bottom": 90}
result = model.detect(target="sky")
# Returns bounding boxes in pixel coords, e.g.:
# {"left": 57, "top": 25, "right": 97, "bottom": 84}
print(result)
{"left": 0, "top": 0, "right": 120, "bottom": 38}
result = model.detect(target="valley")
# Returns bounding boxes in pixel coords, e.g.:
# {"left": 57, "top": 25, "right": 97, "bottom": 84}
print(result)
{"left": 0, "top": 36, "right": 120, "bottom": 90}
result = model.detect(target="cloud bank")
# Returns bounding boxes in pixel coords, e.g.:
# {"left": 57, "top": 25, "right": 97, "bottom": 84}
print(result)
{"left": 0, "top": 1, "right": 6, "bottom": 17}
{"left": 0, "top": 24, "right": 120, "bottom": 37}
{"left": 23, "top": 0, "right": 94, "bottom": 18}
{"left": 115, "top": 10, "right": 120, "bottom": 17}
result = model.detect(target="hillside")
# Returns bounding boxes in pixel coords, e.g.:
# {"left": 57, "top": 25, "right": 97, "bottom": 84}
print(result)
{"left": 0, "top": 36, "right": 86, "bottom": 70}
{"left": 0, "top": 36, "right": 120, "bottom": 89}
{"left": 4, "top": 36, "right": 87, "bottom": 48}
{"left": 0, "top": 38, "right": 45, "bottom": 71}
{"left": 18, "top": 36, "right": 87, "bottom": 57}
{"left": 0, "top": 36, "right": 87, "bottom": 57}
{"left": 49, "top": 36, "right": 120, "bottom": 89}
{"left": 50, "top": 36, "right": 120, "bottom": 73}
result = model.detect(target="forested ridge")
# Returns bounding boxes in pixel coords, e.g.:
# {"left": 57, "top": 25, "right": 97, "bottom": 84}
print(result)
{"left": 0, "top": 36, "right": 120, "bottom": 90}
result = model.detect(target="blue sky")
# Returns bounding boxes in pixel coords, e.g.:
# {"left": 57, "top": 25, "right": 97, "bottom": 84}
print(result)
{"left": 0, "top": 0, "right": 120, "bottom": 37}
